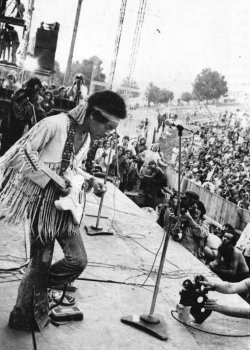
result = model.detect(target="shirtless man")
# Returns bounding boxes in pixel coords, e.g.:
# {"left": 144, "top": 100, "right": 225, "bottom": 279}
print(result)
{"left": 209, "top": 231, "right": 249, "bottom": 282}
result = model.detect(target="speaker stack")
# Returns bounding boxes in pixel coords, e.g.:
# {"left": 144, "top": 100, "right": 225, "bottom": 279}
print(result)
{"left": 34, "top": 23, "right": 60, "bottom": 71}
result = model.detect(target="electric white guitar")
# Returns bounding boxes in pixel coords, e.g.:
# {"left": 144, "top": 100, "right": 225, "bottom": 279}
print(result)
{"left": 23, "top": 148, "right": 86, "bottom": 225}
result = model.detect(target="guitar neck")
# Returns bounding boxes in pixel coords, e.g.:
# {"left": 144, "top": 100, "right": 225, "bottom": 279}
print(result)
{"left": 39, "top": 163, "right": 66, "bottom": 189}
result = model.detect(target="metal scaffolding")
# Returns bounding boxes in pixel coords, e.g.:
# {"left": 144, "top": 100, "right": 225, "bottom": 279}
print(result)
{"left": 127, "top": 0, "right": 147, "bottom": 90}
{"left": 108, "top": 0, "right": 127, "bottom": 90}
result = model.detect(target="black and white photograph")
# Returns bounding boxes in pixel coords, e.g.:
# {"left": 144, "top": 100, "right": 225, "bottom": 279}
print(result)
{"left": 0, "top": 0, "right": 250, "bottom": 349}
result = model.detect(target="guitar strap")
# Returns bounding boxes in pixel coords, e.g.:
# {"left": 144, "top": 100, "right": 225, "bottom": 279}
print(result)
{"left": 60, "top": 115, "right": 77, "bottom": 175}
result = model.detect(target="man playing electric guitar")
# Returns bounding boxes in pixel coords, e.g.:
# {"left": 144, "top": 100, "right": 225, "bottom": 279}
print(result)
{"left": 0, "top": 90, "right": 127, "bottom": 332}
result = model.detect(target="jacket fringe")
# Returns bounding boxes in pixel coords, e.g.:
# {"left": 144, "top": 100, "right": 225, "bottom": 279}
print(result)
{"left": 0, "top": 165, "right": 77, "bottom": 242}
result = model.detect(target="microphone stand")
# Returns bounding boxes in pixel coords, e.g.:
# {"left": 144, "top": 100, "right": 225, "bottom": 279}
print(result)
{"left": 169, "top": 123, "right": 193, "bottom": 234}
{"left": 121, "top": 208, "right": 173, "bottom": 341}
{"left": 176, "top": 125, "right": 184, "bottom": 227}
{"left": 85, "top": 133, "right": 118, "bottom": 236}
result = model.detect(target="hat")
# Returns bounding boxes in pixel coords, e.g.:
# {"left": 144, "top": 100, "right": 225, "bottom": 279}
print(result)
{"left": 58, "top": 85, "right": 67, "bottom": 92}
{"left": 44, "top": 90, "right": 53, "bottom": 98}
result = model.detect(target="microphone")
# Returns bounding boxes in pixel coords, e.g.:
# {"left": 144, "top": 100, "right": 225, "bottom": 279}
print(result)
{"left": 165, "top": 120, "right": 193, "bottom": 133}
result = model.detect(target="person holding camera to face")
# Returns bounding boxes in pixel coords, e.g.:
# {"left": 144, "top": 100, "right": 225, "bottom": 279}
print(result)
{"left": 180, "top": 197, "right": 209, "bottom": 259}
{"left": 67, "top": 73, "right": 88, "bottom": 105}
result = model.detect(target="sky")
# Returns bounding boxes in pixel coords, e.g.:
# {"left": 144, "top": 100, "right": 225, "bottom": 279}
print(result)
{"left": 11, "top": 0, "right": 250, "bottom": 98}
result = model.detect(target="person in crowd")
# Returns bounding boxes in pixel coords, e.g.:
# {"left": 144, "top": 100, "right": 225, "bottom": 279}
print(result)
{"left": 140, "top": 159, "right": 167, "bottom": 208}
{"left": 209, "top": 230, "right": 249, "bottom": 282}
{"left": 200, "top": 277, "right": 250, "bottom": 318}
{"left": 109, "top": 145, "right": 128, "bottom": 191}
{"left": 119, "top": 135, "right": 131, "bottom": 152}
{"left": 0, "top": 77, "right": 45, "bottom": 155}
{"left": 136, "top": 136, "right": 147, "bottom": 154}
{"left": 130, "top": 140, "right": 138, "bottom": 157}
{"left": 41, "top": 90, "right": 53, "bottom": 114}
{"left": 94, "top": 138, "right": 114, "bottom": 173}
{"left": 139, "top": 143, "right": 166, "bottom": 177}
{"left": 53, "top": 89, "right": 60, "bottom": 102}
{"left": 180, "top": 199, "right": 209, "bottom": 258}
{"left": 48, "top": 84, "right": 56, "bottom": 91}
{"left": 58, "top": 85, "right": 67, "bottom": 99}
{"left": 8, "top": 26, "right": 19, "bottom": 64}
{"left": 0, "top": 90, "right": 127, "bottom": 332}
{"left": 125, "top": 149, "right": 140, "bottom": 192}
{"left": 67, "top": 73, "right": 88, "bottom": 104}
{"left": 3, "top": 73, "right": 20, "bottom": 92}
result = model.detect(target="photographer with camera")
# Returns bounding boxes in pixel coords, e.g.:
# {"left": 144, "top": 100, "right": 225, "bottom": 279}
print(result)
{"left": 200, "top": 277, "right": 250, "bottom": 318}
{"left": 67, "top": 73, "right": 88, "bottom": 105}
{"left": 180, "top": 198, "right": 209, "bottom": 259}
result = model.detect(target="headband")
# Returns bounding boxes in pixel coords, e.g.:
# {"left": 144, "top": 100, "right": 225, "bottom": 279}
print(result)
{"left": 93, "top": 106, "right": 120, "bottom": 126}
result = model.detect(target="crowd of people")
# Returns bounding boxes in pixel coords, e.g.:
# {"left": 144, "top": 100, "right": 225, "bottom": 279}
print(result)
{"left": 85, "top": 132, "right": 168, "bottom": 208}
{"left": 169, "top": 111, "right": 250, "bottom": 210}
{"left": 0, "top": 72, "right": 89, "bottom": 153}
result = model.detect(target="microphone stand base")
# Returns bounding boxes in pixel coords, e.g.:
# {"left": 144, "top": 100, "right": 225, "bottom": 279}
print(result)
{"left": 85, "top": 224, "right": 114, "bottom": 236}
{"left": 121, "top": 314, "right": 168, "bottom": 341}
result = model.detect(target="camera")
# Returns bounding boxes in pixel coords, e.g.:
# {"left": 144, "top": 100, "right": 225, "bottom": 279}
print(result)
{"left": 179, "top": 275, "right": 212, "bottom": 324}
{"left": 172, "top": 228, "right": 183, "bottom": 241}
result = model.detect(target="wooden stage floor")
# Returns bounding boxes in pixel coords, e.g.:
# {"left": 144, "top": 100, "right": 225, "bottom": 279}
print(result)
{"left": 0, "top": 182, "right": 250, "bottom": 350}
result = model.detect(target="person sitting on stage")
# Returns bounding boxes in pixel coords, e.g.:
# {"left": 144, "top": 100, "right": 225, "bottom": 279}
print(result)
{"left": 200, "top": 277, "right": 250, "bottom": 318}
{"left": 209, "top": 230, "right": 249, "bottom": 282}
{"left": 67, "top": 73, "right": 88, "bottom": 104}
{"left": 0, "top": 90, "right": 127, "bottom": 332}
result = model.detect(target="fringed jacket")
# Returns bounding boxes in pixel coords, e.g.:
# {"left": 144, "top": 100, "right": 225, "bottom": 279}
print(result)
{"left": 0, "top": 112, "right": 91, "bottom": 241}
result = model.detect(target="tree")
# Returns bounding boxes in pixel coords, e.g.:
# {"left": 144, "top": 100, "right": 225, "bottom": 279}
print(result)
{"left": 180, "top": 92, "right": 193, "bottom": 104}
{"left": 158, "top": 89, "right": 174, "bottom": 103}
{"left": 192, "top": 68, "right": 228, "bottom": 101}
{"left": 116, "top": 78, "right": 140, "bottom": 98}
{"left": 145, "top": 83, "right": 174, "bottom": 106}
{"left": 69, "top": 56, "right": 106, "bottom": 91}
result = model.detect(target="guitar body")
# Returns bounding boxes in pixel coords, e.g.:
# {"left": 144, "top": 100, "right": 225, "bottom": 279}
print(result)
{"left": 54, "top": 174, "right": 86, "bottom": 225}
{"left": 22, "top": 147, "right": 86, "bottom": 225}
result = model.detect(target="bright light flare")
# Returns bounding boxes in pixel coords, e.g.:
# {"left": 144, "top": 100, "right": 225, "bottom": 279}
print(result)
{"left": 23, "top": 56, "right": 39, "bottom": 71}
